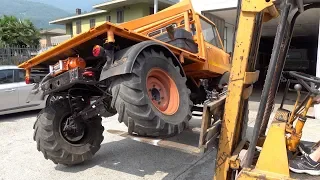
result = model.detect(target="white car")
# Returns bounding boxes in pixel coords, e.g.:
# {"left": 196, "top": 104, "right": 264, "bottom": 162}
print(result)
{"left": 0, "top": 66, "right": 48, "bottom": 115}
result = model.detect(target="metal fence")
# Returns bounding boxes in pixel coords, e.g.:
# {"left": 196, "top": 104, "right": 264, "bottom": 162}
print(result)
{"left": 0, "top": 46, "right": 46, "bottom": 65}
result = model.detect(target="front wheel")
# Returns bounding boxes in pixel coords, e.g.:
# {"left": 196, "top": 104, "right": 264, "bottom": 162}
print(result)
{"left": 33, "top": 99, "right": 104, "bottom": 165}
{"left": 111, "top": 49, "right": 193, "bottom": 137}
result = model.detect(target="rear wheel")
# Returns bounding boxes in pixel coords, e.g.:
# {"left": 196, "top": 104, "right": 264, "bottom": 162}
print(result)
{"left": 46, "top": 95, "right": 64, "bottom": 106}
{"left": 33, "top": 99, "right": 104, "bottom": 165}
{"left": 111, "top": 49, "right": 192, "bottom": 137}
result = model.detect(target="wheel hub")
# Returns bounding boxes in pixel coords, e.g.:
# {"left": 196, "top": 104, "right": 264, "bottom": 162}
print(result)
{"left": 61, "top": 116, "right": 85, "bottom": 143}
{"left": 146, "top": 68, "right": 179, "bottom": 115}
{"left": 151, "top": 88, "right": 161, "bottom": 102}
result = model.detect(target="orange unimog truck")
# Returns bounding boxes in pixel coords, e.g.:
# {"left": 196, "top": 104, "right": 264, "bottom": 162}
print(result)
{"left": 19, "top": 0, "right": 230, "bottom": 165}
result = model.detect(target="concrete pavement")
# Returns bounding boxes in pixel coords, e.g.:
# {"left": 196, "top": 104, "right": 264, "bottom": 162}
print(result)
{"left": 0, "top": 111, "right": 217, "bottom": 180}
{"left": 0, "top": 92, "right": 320, "bottom": 180}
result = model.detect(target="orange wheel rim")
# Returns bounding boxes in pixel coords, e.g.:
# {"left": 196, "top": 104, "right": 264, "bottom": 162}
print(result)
{"left": 146, "top": 68, "right": 179, "bottom": 115}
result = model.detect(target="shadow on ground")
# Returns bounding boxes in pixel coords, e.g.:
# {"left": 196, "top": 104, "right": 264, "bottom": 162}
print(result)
{"left": 0, "top": 110, "right": 40, "bottom": 122}
{"left": 249, "top": 89, "right": 301, "bottom": 105}
{"left": 52, "top": 124, "right": 318, "bottom": 180}
{"left": 53, "top": 136, "right": 217, "bottom": 180}
{"left": 56, "top": 139, "right": 217, "bottom": 179}
{"left": 54, "top": 117, "right": 218, "bottom": 180}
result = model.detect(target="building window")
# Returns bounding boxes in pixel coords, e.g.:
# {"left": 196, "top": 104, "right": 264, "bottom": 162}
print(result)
{"left": 117, "top": 10, "right": 124, "bottom": 23}
{"left": 76, "top": 20, "right": 81, "bottom": 34}
{"left": 106, "top": 15, "right": 111, "bottom": 22}
{"left": 66, "top": 23, "right": 73, "bottom": 37}
{"left": 90, "top": 19, "right": 96, "bottom": 28}
{"left": 149, "top": 7, "right": 154, "bottom": 15}
{"left": 224, "top": 27, "right": 228, "bottom": 51}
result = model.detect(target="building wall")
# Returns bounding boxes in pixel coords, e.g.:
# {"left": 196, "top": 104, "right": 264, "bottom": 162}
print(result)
{"left": 191, "top": 0, "right": 237, "bottom": 13}
{"left": 142, "top": 3, "right": 152, "bottom": 16}
{"left": 71, "top": 14, "right": 107, "bottom": 36}
{"left": 69, "top": 3, "right": 149, "bottom": 36}
{"left": 51, "top": 35, "right": 72, "bottom": 46}
{"left": 39, "top": 38, "right": 48, "bottom": 48}
{"left": 193, "top": 0, "right": 237, "bottom": 53}
{"left": 124, "top": 3, "right": 149, "bottom": 21}
{"left": 39, "top": 35, "right": 51, "bottom": 47}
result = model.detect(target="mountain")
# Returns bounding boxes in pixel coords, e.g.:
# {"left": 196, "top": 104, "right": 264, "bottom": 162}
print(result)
{"left": 1, "top": 0, "right": 71, "bottom": 29}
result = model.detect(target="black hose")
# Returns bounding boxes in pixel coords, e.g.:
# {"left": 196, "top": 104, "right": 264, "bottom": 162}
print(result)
{"left": 244, "top": 3, "right": 292, "bottom": 168}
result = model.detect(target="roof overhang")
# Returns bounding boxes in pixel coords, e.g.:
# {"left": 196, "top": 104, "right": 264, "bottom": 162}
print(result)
{"left": 208, "top": 7, "right": 320, "bottom": 37}
{"left": 40, "top": 29, "right": 66, "bottom": 36}
{"left": 93, "top": 0, "right": 175, "bottom": 11}
{"left": 0, "top": 66, "right": 19, "bottom": 70}
{"left": 40, "top": 32, "right": 65, "bottom": 36}
{"left": 50, "top": 10, "right": 107, "bottom": 25}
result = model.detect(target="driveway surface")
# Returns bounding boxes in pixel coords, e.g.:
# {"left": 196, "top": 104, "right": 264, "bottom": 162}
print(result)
{"left": 1, "top": 93, "right": 319, "bottom": 180}
{"left": 0, "top": 111, "right": 217, "bottom": 180}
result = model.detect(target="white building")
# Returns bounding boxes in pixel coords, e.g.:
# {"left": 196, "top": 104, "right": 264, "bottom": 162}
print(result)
{"left": 191, "top": 0, "right": 237, "bottom": 53}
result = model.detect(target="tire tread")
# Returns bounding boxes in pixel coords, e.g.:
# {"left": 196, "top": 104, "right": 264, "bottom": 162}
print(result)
{"left": 33, "top": 99, "right": 104, "bottom": 165}
{"left": 112, "top": 50, "right": 192, "bottom": 137}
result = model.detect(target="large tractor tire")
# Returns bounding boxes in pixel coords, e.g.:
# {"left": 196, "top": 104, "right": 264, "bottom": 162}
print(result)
{"left": 33, "top": 99, "right": 104, "bottom": 165}
{"left": 111, "top": 50, "right": 193, "bottom": 137}
{"left": 45, "top": 95, "right": 65, "bottom": 107}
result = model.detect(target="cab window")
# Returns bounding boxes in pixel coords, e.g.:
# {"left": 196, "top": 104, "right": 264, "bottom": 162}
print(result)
{"left": 200, "top": 18, "right": 223, "bottom": 49}
{"left": 0, "top": 70, "right": 14, "bottom": 84}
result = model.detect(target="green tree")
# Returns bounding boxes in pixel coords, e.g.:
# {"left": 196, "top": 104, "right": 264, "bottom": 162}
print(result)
{"left": 0, "top": 15, "right": 40, "bottom": 47}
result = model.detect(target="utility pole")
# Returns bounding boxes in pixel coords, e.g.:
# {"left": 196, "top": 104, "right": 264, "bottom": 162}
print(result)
{"left": 154, "top": 0, "right": 158, "bottom": 14}
{"left": 315, "top": 18, "right": 320, "bottom": 119}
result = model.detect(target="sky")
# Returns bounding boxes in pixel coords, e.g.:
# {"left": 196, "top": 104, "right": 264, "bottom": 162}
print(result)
{"left": 27, "top": 0, "right": 107, "bottom": 12}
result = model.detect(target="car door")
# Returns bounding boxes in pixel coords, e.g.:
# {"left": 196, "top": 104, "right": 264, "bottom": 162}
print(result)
{"left": 14, "top": 69, "right": 42, "bottom": 107}
{"left": 0, "top": 69, "right": 20, "bottom": 111}
{"left": 200, "top": 17, "right": 230, "bottom": 74}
